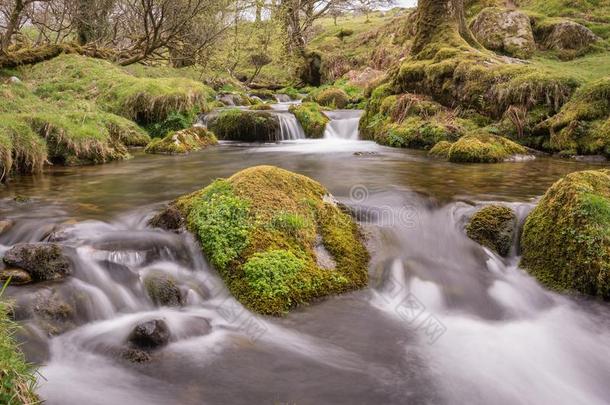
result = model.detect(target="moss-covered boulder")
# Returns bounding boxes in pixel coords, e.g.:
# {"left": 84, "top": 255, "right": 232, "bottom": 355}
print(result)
{"left": 470, "top": 7, "right": 536, "bottom": 59}
{"left": 428, "top": 141, "right": 453, "bottom": 158}
{"left": 289, "top": 102, "right": 329, "bottom": 138}
{"left": 538, "top": 20, "right": 599, "bottom": 52}
{"left": 466, "top": 205, "right": 517, "bottom": 257}
{"left": 160, "top": 165, "right": 369, "bottom": 315}
{"left": 315, "top": 88, "right": 349, "bottom": 109}
{"left": 144, "top": 272, "right": 184, "bottom": 307}
{"left": 206, "top": 109, "right": 280, "bottom": 142}
{"left": 144, "top": 126, "right": 217, "bottom": 155}
{"left": 3, "top": 243, "right": 72, "bottom": 281}
{"left": 521, "top": 170, "right": 610, "bottom": 299}
{"left": 448, "top": 133, "right": 528, "bottom": 163}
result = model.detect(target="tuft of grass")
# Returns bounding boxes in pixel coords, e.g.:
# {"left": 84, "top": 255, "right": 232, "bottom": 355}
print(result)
{"left": 0, "top": 282, "right": 40, "bottom": 404}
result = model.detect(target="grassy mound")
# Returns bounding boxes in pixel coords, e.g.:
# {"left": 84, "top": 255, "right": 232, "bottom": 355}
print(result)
{"left": 144, "top": 127, "right": 217, "bottom": 155}
{"left": 448, "top": 133, "right": 527, "bottom": 163}
{"left": 22, "top": 54, "right": 214, "bottom": 125}
{"left": 289, "top": 102, "right": 330, "bottom": 138}
{"left": 315, "top": 87, "right": 350, "bottom": 109}
{"left": 0, "top": 298, "right": 39, "bottom": 404}
{"left": 166, "top": 165, "right": 369, "bottom": 315}
{"left": 521, "top": 169, "right": 610, "bottom": 299}
{"left": 206, "top": 109, "right": 280, "bottom": 142}
{"left": 466, "top": 205, "right": 517, "bottom": 256}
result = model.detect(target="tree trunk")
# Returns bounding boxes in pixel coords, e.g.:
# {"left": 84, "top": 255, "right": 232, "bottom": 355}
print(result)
{"left": 2, "top": 0, "right": 25, "bottom": 51}
{"left": 411, "top": 0, "right": 479, "bottom": 56}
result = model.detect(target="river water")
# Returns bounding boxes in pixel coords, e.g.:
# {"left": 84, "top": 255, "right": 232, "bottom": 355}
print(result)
{"left": 1, "top": 111, "right": 609, "bottom": 405}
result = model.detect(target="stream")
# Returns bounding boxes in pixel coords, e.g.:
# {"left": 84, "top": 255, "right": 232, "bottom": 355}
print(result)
{"left": 1, "top": 110, "right": 610, "bottom": 404}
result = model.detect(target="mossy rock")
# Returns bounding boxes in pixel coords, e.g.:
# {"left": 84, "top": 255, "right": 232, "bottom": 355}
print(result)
{"left": 144, "top": 126, "right": 217, "bottom": 155}
{"left": 144, "top": 272, "right": 184, "bottom": 307}
{"left": 315, "top": 88, "right": 349, "bottom": 109}
{"left": 537, "top": 20, "right": 599, "bottom": 52}
{"left": 250, "top": 104, "right": 273, "bottom": 111}
{"left": 206, "top": 109, "right": 280, "bottom": 142}
{"left": 521, "top": 169, "right": 610, "bottom": 299}
{"left": 289, "top": 102, "right": 330, "bottom": 138}
{"left": 448, "top": 133, "right": 527, "bottom": 163}
{"left": 470, "top": 7, "right": 536, "bottom": 59}
{"left": 466, "top": 205, "right": 517, "bottom": 257}
{"left": 428, "top": 141, "right": 453, "bottom": 158}
{"left": 164, "top": 165, "right": 369, "bottom": 315}
{"left": 3, "top": 243, "right": 72, "bottom": 281}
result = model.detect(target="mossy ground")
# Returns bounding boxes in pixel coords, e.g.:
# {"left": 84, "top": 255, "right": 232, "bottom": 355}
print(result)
{"left": 0, "top": 296, "right": 39, "bottom": 404}
{"left": 144, "top": 127, "right": 218, "bottom": 155}
{"left": 466, "top": 205, "right": 516, "bottom": 256}
{"left": 171, "top": 166, "right": 369, "bottom": 315}
{"left": 289, "top": 102, "right": 330, "bottom": 138}
{"left": 521, "top": 169, "right": 610, "bottom": 299}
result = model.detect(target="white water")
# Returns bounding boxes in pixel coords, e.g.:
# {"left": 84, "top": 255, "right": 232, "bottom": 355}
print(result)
{"left": 324, "top": 110, "right": 363, "bottom": 140}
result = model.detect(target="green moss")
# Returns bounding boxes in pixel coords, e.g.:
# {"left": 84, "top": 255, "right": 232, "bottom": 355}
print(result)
{"left": 315, "top": 87, "right": 350, "bottom": 109}
{"left": 466, "top": 205, "right": 517, "bottom": 256}
{"left": 144, "top": 127, "right": 217, "bottom": 155}
{"left": 249, "top": 104, "right": 273, "bottom": 111}
{"left": 448, "top": 132, "right": 527, "bottom": 163}
{"left": 278, "top": 87, "right": 301, "bottom": 100}
{"left": 172, "top": 166, "right": 368, "bottom": 315}
{"left": 0, "top": 297, "right": 39, "bottom": 404}
{"left": 540, "top": 77, "right": 610, "bottom": 156}
{"left": 429, "top": 141, "right": 453, "bottom": 158}
{"left": 145, "top": 110, "right": 196, "bottom": 138}
{"left": 206, "top": 109, "right": 279, "bottom": 142}
{"left": 521, "top": 169, "right": 610, "bottom": 299}
{"left": 289, "top": 102, "right": 330, "bottom": 138}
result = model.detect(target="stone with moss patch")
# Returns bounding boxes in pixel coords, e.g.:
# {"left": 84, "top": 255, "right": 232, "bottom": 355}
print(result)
{"left": 3, "top": 243, "right": 72, "bottom": 281}
{"left": 470, "top": 7, "right": 536, "bottom": 59}
{"left": 206, "top": 109, "right": 280, "bottom": 142}
{"left": 521, "top": 169, "right": 610, "bottom": 299}
{"left": 448, "top": 133, "right": 527, "bottom": 163}
{"left": 144, "top": 126, "right": 217, "bottom": 155}
{"left": 466, "top": 205, "right": 516, "bottom": 256}
{"left": 289, "top": 102, "right": 329, "bottom": 138}
{"left": 144, "top": 272, "right": 184, "bottom": 307}
{"left": 159, "top": 166, "right": 369, "bottom": 315}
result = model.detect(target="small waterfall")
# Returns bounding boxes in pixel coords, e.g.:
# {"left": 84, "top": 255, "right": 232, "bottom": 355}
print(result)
{"left": 276, "top": 112, "right": 305, "bottom": 141}
{"left": 323, "top": 110, "right": 363, "bottom": 140}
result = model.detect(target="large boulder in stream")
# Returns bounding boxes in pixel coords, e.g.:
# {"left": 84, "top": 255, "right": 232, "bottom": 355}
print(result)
{"left": 144, "top": 126, "right": 217, "bottom": 155}
{"left": 470, "top": 7, "right": 536, "bottom": 59}
{"left": 466, "top": 205, "right": 517, "bottom": 257}
{"left": 521, "top": 169, "right": 610, "bottom": 299}
{"left": 155, "top": 165, "right": 369, "bottom": 315}
{"left": 3, "top": 243, "right": 72, "bottom": 282}
{"left": 444, "top": 133, "right": 528, "bottom": 163}
{"left": 206, "top": 109, "right": 280, "bottom": 142}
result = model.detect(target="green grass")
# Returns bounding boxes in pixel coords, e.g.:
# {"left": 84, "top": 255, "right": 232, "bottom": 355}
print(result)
{"left": 532, "top": 53, "right": 610, "bottom": 82}
{"left": 0, "top": 284, "right": 39, "bottom": 404}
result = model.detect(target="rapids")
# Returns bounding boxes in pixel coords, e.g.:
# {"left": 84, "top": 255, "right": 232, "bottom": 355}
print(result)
{"left": 1, "top": 112, "right": 609, "bottom": 405}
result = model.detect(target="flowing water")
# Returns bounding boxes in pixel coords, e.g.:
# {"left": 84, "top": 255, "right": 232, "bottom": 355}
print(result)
{"left": 324, "top": 110, "right": 363, "bottom": 140}
{"left": 1, "top": 113, "right": 610, "bottom": 405}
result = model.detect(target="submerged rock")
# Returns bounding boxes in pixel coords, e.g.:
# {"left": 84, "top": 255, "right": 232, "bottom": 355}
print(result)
{"left": 521, "top": 169, "right": 610, "bottom": 299}
{"left": 169, "top": 165, "right": 369, "bottom": 315}
{"left": 466, "top": 205, "right": 517, "bottom": 257}
{"left": 470, "top": 7, "right": 536, "bottom": 59}
{"left": 0, "top": 219, "right": 13, "bottom": 234}
{"left": 144, "top": 272, "right": 184, "bottom": 307}
{"left": 128, "top": 319, "right": 170, "bottom": 349}
{"left": 206, "top": 109, "right": 280, "bottom": 142}
{"left": 3, "top": 243, "right": 72, "bottom": 281}
{"left": 144, "top": 126, "right": 217, "bottom": 155}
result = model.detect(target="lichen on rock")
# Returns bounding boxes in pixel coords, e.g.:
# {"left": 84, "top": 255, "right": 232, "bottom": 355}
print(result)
{"left": 157, "top": 165, "right": 369, "bottom": 315}
{"left": 521, "top": 169, "right": 610, "bottom": 299}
